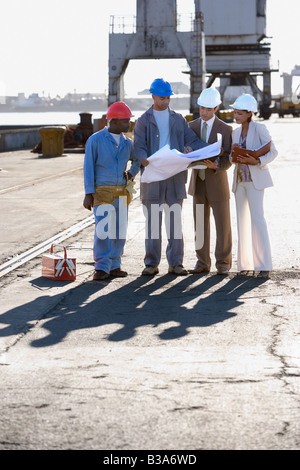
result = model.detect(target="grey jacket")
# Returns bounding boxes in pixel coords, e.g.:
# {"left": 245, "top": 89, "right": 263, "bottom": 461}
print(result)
{"left": 134, "top": 106, "right": 208, "bottom": 200}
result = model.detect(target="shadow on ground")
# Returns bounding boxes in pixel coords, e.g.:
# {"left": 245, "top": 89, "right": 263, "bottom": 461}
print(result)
{"left": 0, "top": 273, "right": 268, "bottom": 347}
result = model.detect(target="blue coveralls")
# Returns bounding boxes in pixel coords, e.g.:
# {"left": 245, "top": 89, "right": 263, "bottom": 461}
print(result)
{"left": 84, "top": 127, "right": 140, "bottom": 273}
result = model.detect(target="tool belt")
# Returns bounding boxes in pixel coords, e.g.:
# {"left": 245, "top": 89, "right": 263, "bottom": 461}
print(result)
{"left": 93, "top": 184, "right": 133, "bottom": 207}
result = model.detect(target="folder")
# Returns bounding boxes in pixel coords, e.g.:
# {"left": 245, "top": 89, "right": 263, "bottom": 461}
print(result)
{"left": 232, "top": 141, "right": 271, "bottom": 163}
{"left": 187, "top": 154, "right": 219, "bottom": 168}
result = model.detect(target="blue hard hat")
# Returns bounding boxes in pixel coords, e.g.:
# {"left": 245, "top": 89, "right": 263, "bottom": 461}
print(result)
{"left": 149, "top": 78, "right": 174, "bottom": 96}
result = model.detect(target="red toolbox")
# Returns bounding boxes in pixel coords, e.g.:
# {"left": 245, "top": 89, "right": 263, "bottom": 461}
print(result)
{"left": 42, "top": 243, "right": 76, "bottom": 281}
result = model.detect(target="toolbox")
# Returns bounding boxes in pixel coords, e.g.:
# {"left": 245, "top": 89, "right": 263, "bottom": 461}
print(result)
{"left": 42, "top": 243, "right": 76, "bottom": 281}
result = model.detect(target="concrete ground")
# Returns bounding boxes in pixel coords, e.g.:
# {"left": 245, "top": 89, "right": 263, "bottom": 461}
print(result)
{"left": 0, "top": 116, "right": 299, "bottom": 450}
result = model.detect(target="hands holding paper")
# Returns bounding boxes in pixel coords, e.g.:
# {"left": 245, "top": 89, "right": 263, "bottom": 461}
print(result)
{"left": 202, "top": 159, "right": 218, "bottom": 170}
{"left": 140, "top": 134, "right": 222, "bottom": 183}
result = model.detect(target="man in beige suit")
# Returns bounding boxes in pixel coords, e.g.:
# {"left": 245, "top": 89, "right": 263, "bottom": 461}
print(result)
{"left": 188, "top": 88, "right": 232, "bottom": 275}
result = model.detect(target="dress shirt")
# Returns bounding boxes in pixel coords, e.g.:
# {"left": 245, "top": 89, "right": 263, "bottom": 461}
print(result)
{"left": 200, "top": 115, "right": 215, "bottom": 142}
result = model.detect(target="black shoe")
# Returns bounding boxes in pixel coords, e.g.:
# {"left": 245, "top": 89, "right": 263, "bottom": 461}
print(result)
{"left": 257, "top": 271, "right": 270, "bottom": 278}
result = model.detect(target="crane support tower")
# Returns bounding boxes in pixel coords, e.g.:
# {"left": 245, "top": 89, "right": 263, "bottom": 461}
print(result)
{"left": 108, "top": 0, "right": 275, "bottom": 118}
{"left": 274, "top": 65, "right": 300, "bottom": 118}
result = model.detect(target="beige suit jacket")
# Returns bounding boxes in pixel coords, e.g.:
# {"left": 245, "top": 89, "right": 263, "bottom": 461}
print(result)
{"left": 188, "top": 116, "right": 232, "bottom": 202}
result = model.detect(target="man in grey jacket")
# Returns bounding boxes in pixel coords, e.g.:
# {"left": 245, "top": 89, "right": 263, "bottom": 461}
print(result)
{"left": 134, "top": 78, "right": 207, "bottom": 276}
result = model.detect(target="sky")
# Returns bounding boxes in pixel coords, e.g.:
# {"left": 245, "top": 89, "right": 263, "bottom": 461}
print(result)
{"left": 0, "top": 0, "right": 299, "bottom": 99}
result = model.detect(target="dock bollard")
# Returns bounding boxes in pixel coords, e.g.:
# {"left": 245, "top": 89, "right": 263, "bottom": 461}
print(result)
{"left": 39, "top": 126, "right": 66, "bottom": 157}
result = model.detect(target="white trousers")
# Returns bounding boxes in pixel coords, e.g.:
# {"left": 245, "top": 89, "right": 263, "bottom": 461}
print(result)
{"left": 235, "top": 181, "right": 272, "bottom": 271}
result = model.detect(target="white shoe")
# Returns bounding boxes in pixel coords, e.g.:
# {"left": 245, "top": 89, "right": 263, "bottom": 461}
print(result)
{"left": 142, "top": 265, "right": 159, "bottom": 276}
{"left": 168, "top": 265, "right": 188, "bottom": 275}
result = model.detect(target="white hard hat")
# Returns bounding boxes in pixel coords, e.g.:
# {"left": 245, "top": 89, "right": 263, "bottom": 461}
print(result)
{"left": 229, "top": 94, "right": 258, "bottom": 112}
{"left": 197, "top": 88, "right": 221, "bottom": 108}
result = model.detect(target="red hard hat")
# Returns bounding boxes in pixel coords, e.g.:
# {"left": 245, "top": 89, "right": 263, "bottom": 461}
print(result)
{"left": 106, "top": 102, "right": 134, "bottom": 120}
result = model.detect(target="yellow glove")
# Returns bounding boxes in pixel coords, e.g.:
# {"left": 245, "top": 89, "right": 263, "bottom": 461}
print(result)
{"left": 125, "top": 179, "right": 136, "bottom": 204}
{"left": 125, "top": 179, "right": 136, "bottom": 194}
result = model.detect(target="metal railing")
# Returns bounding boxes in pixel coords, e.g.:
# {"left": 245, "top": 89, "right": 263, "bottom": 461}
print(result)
{"left": 110, "top": 15, "right": 136, "bottom": 34}
{"left": 109, "top": 13, "right": 194, "bottom": 34}
{"left": 177, "top": 13, "right": 194, "bottom": 32}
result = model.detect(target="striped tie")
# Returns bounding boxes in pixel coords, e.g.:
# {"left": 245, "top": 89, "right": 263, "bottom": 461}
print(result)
{"left": 198, "top": 121, "right": 207, "bottom": 181}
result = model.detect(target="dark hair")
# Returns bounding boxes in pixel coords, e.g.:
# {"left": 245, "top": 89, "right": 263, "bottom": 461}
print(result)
{"left": 241, "top": 110, "right": 252, "bottom": 123}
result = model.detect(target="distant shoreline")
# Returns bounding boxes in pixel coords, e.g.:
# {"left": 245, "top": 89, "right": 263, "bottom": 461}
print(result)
{"left": 0, "top": 96, "right": 190, "bottom": 114}
{"left": 0, "top": 108, "right": 191, "bottom": 128}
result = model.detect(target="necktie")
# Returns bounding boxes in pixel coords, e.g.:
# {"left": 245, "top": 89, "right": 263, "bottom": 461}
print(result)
{"left": 198, "top": 121, "right": 207, "bottom": 181}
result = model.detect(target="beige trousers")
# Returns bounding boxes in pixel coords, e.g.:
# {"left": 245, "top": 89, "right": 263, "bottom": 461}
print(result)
{"left": 192, "top": 179, "right": 232, "bottom": 271}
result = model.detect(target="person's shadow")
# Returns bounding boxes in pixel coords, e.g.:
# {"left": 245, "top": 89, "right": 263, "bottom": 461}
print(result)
{"left": 0, "top": 273, "right": 267, "bottom": 348}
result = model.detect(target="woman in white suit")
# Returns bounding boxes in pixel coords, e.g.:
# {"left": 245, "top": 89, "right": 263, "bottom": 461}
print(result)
{"left": 230, "top": 94, "right": 278, "bottom": 278}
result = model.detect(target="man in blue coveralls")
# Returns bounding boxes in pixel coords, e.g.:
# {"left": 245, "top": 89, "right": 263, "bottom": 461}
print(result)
{"left": 83, "top": 102, "right": 140, "bottom": 281}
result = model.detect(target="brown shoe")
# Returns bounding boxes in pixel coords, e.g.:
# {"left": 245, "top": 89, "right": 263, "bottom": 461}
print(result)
{"left": 110, "top": 268, "right": 128, "bottom": 277}
{"left": 188, "top": 266, "right": 210, "bottom": 274}
{"left": 217, "top": 268, "right": 229, "bottom": 275}
{"left": 93, "top": 270, "right": 110, "bottom": 281}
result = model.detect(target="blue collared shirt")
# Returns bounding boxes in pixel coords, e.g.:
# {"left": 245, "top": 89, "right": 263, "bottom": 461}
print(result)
{"left": 84, "top": 127, "right": 140, "bottom": 194}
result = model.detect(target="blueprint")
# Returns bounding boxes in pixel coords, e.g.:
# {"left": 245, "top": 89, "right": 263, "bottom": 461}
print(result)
{"left": 140, "top": 134, "right": 222, "bottom": 183}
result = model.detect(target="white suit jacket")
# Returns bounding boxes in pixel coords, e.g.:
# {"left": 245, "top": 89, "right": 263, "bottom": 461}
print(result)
{"left": 231, "top": 121, "right": 278, "bottom": 192}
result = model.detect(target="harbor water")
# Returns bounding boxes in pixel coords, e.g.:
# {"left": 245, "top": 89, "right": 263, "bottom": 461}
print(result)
{"left": 0, "top": 109, "right": 191, "bottom": 127}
